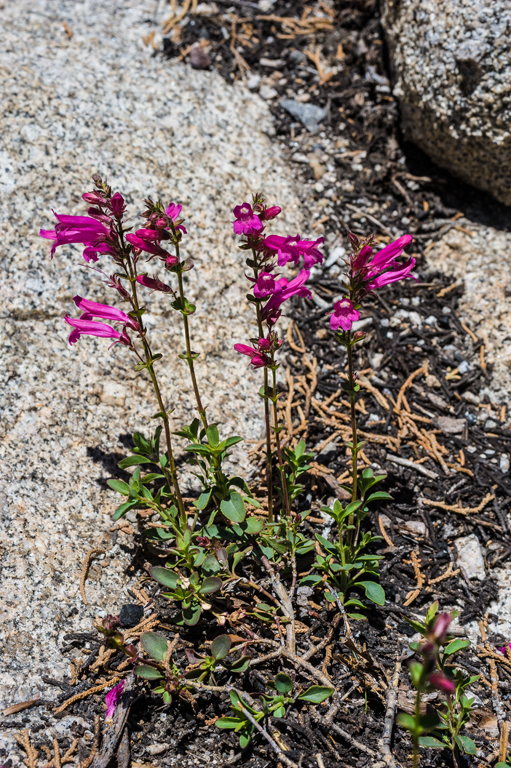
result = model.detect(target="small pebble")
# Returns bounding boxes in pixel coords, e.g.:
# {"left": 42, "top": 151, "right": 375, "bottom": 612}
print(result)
{"left": 501, "top": 454, "right": 510, "bottom": 473}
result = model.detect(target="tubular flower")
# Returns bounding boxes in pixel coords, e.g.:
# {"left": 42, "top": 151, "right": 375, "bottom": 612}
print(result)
{"left": 261, "top": 269, "right": 311, "bottom": 325}
{"left": 350, "top": 234, "right": 416, "bottom": 294}
{"left": 429, "top": 673, "right": 455, "bottom": 695}
{"left": 136, "top": 274, "right": 172, "bottom": 293}
{"left": 126, "top": 232, "right": 168, "bottom": 258}
{"left": 260, "top": 205, "right": 282, "bottom": 221}
{"left": 65, "top": 316, "right": 131, "bottom": 347}
{"left": 73, "top": 296, "right": 139, "bottom": 330}
{"left": 253, "top": 271, "right": 276, "bottom": 298}
{"left": 40, "top": 212, "right": 111, "bottom": 261}
{"left": 233, "top": 343, "right": 272, "bottom": 369}
{"left": 165, "top": 202, "right": 187, "bottom": 234}
{"left": 330, "top": 298, "right": 360, "bottom": 332}
{"left": 232, "top": 202, "right": 263, "bottom": 235}
{"left": 105, "top": 680, "right": 125, "bottom": 720}
{"left": 262, "top": 234, "right": 300, "bottom": 266}
{"left": 295, "top": 236, "right": 325, "bottom": 268}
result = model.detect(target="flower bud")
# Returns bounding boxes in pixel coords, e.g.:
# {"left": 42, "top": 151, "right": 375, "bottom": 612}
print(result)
{"left": 431, "top": 612, "right": 451, "bottom": 643}
{"left": 165, "top": 255, "right": 178, "bottom": 268}
{"left": 261, "top": 205, "right": 282, "bottom": 221}
{"left": 348, "top": 231, "right": 360, "bottom": 247}
{"left": 429, "top": 672, "right": 455, "bottom": 694}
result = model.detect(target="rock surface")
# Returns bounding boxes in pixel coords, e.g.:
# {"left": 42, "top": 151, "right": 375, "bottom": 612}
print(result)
{"left": 455, "top": 534, "right": 486, "bottom": 581}
{"left": 0, "top": 0, "right": 304, "bottom": 743}
{"left": 427, "top": 223, "right": 511, "bottom": 407}
{"left": 381, "top": 0, "right": 511, "bottom": 206}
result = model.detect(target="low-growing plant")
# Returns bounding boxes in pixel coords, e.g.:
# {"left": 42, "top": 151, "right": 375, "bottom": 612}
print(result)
{"left": 398, "top": 602, "right": 478, "bottom": 768}
{"left": 40, "top": 178, "right": 419, "bottom": 763}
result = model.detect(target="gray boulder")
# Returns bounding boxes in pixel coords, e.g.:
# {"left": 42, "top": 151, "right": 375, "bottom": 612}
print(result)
{"left": 381, "top": 0, "right": 511, "bottom": 206}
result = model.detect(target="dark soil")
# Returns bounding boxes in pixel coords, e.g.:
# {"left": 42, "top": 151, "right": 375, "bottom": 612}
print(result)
{"left": 7, "top": 2, "right": 511, "bottom": 768}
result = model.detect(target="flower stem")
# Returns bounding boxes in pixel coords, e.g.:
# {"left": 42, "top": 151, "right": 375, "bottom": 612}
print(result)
{"left": 346, "top": 336, "right": 358, "bottom": 505}
{"left": 174, "top": 246, "right": 208, "bottom": 431}
{"left": 413, "top": 687, "right": 421, "bottom": 768}
{"left": 271, "top": 365, "right": 291, "bottom": 518}
{"left": 252, "top": 252, "right": 273, "bottom": 523}
{"left": 124, "top": 249, "right": 186, "bottom": 526}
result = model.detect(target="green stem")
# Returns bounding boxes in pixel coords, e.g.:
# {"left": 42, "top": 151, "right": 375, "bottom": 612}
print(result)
{"left": 271, "top": 365, "right": 291, "bottom": 518}
{"left": 413, "top": 687, "right": 421, "bottom": 768}
{"left": 251, "top": 252, "right": 273, "bottom": 523}
{"left": 124, "top": 247, "right": 186, "bottom": 527}
{"left": 175, "top": 253, "right": 208, "bottom": 431}
{"left": 346, "top": 336, "right": 358, "bottom": 504}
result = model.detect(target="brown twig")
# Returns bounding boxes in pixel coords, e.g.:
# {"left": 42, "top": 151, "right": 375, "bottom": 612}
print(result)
{"left": 380, "top": 654, "right": 402, "bottom": 766}
{"left": 80, "top": 548, "right": 106, "bottom": 606}
{"left": 15, "top": 729, "right": 38, "bottom": 768}
{"left": 238, "top": 703, "right": 298, "bottom": 768}
{"left": 80, "top": 716, "right": 101, "bottom": 768}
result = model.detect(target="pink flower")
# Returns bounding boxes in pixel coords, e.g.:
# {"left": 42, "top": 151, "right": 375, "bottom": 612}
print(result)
{"left": 110, "top": 192, "right": 125, "bottom": 217}
{"left": 365, "top": 259, "right": 416, "bottom": 292}
{"left": 429, "top": 673, "right": 455, "bottom": 695}
{"left": 261, "top": 269, "right": 311, "bottom": 325}
{"left": 126, "top": 233, "right": 168, "bottom": 258}
{"left": 431, "top": 612, "right": 452, "bottom": 643}
{"left": 232, "top": 203, "right": 263, "bottom": 235}
{"left": 40, "top": 212, "right": 110, "bottom": 260}
{"left": 262, "top": 235, "right": 324, "bottom": 268}
{"left": 234, "top": 343, "right": 271, "bottom": 368}
{"left": 498, "top": 643, "right": 511, "bottom": 656}
{"left": 263, "top": 234, "right": 300, "bottom": 266}
{"left": 105, "top": 680, "right": 125, "bottom": 720}
{"left": 65, "top": 316, "right": 131, "bottom": 347}
{"left": 296, "top": 237, "right": 325, "bottom": 268}
{"left": 73, "top": 296, "right": 139, "bottom": 330}
{"left": 330, "top": 299, "right": 360, "bottom": 332}
{"left": 136, "top": 275, "right": 172, "bottom": 293}
{"left": 261, "top": 205, "right": 281, "bottom": 221}
{"left": 165, "top": 203, "right": 187, "bottom": 234}
{"left": 253, "top": 272, "right": 276, "bottom": 298}
{"left": 350, "top": 234, "right": 416, "bottom": 294}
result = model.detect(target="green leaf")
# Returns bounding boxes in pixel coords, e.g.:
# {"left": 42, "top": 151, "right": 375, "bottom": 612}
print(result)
{"left": 443, "top": 638, "right": 470, "bottom": 657}
{"left": 195, "top": 490, "right": 212, "bottom": 510}
{"left": 241, "top": 517, "right": 264, "bottom": 535}
{"left": 200, "top": 576, "right": 222, "bottom": 594}
{"left": 274, "top": 673, "right": 293, "bottom": 695}
{"left": 221, "top": 492, "right": 246, "bottom": 523}
{"left": 112, "top": 500, "right": 138, "bottom": 520}
{"left": 107, "top": 479, "right": 131, "bottom": 495}
{"left": 418, "top": 736, "right": 445, "bottom": 749}
{"left": 455, "top": 735, "right": 477, "bottom": 754}
{"left": 135, "top": 664, "right": 163, "bottom": 680}
{"left": 150, "top": 567, "right": 179, "bottom": 589}
{"left": 202, "top": 553, "right": 221, "bottom": 576}
{"left": 163, "top": 691, "right": 172, "bottom": 704}
{"left": 216, "top": 717, "right": 242, "bottom": 730}
{"left": 225, "top": 436, "right": 243, "bottom": 448}
{"left": 365, "top": 491, "right": 392, "bottom": 502}
{"left": 141, "top": 632, "right": 168, "bottom": 661}
{"left": 206, "top": 425, "right": 219, "bottom": 447}
{"left": 356, "top": 581, "right": 385, "bottom": 606}
{"left": 298, "top": 686, "right": 334, "bottom": 704}
{"left": 228, "top": 656, "right": 250, "bottom": 673}
{"left": 182, "top": 603, "right": 202, "bottom": 626}
{"left": 211, "top": 634, "right": 232, "bottom": 660}
{"left": 397, "top": 713, "right": 415, "bottom": 731}
{"left": 118, "top": 455, "right": 153, "bottom": 469}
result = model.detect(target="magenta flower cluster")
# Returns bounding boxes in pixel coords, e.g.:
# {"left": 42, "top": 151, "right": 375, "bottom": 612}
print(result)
{"left": 329, "top": 233, "right": 415, "bottom": 333}
{"left": 231, "top": 200, "right": 321, "bottom": 368}
{"left": 39, "top": 181, "right": 185, "bottom": 348}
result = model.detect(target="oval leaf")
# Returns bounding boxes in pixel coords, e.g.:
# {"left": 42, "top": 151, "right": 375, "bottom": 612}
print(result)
{"left": 183, "top": 603, "right": 202, "bottom": 626}
{"left": 418, "top": 736, "right": 445, "bottom": 749}
{"left": 118, "top": 455, "right": 153, "bottom": 469}
{"left": 356, "top": 580, "right": 385, "bottom": 606}
{"left": 107, "top": 479, "right": 131, "bottom": 496}
{"left": 455, "top": 734, "right": 477, "bottom": 755}
{"left": 298, "top": 686, "right": 333, "bottom": 704}
{"left": 444, "top": 638, "right": 470, "bottom": 657}
{"left": 200, "top": 576, "right": 222, "bottom": 594}
{"left": 220, "top": 492, "right": 246, "bottom": 523}
{"left": 211, "top": 634, "right": 232, "bottom": 660}
{"left": 150, "top": 566, "right": 179, "bottom": 589}
{"left": 275, "top": 673, "right": 293, "bottom": 695}
{"left": 141, "top": 632, "right": 168, "bottom": 661}
{"left": 135, "top": 664, "right": 163, "bottom": 680}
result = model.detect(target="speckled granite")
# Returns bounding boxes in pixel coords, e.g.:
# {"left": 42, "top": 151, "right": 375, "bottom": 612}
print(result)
{"left": 427, "top": 224, "right": 511, "bottom": 406}
{"left": 0, "top": 0, "right": 303, "bottom": 744}
{"left": 382, "top": 0, "right": 511, "bottom": 206}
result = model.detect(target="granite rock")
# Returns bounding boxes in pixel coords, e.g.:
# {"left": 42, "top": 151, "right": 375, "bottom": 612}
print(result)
{"left": 0, "top": 0, "right": 304, "bottom": 750}
{"left": 381, "top": 0, "right": 511, "bottom": 206}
